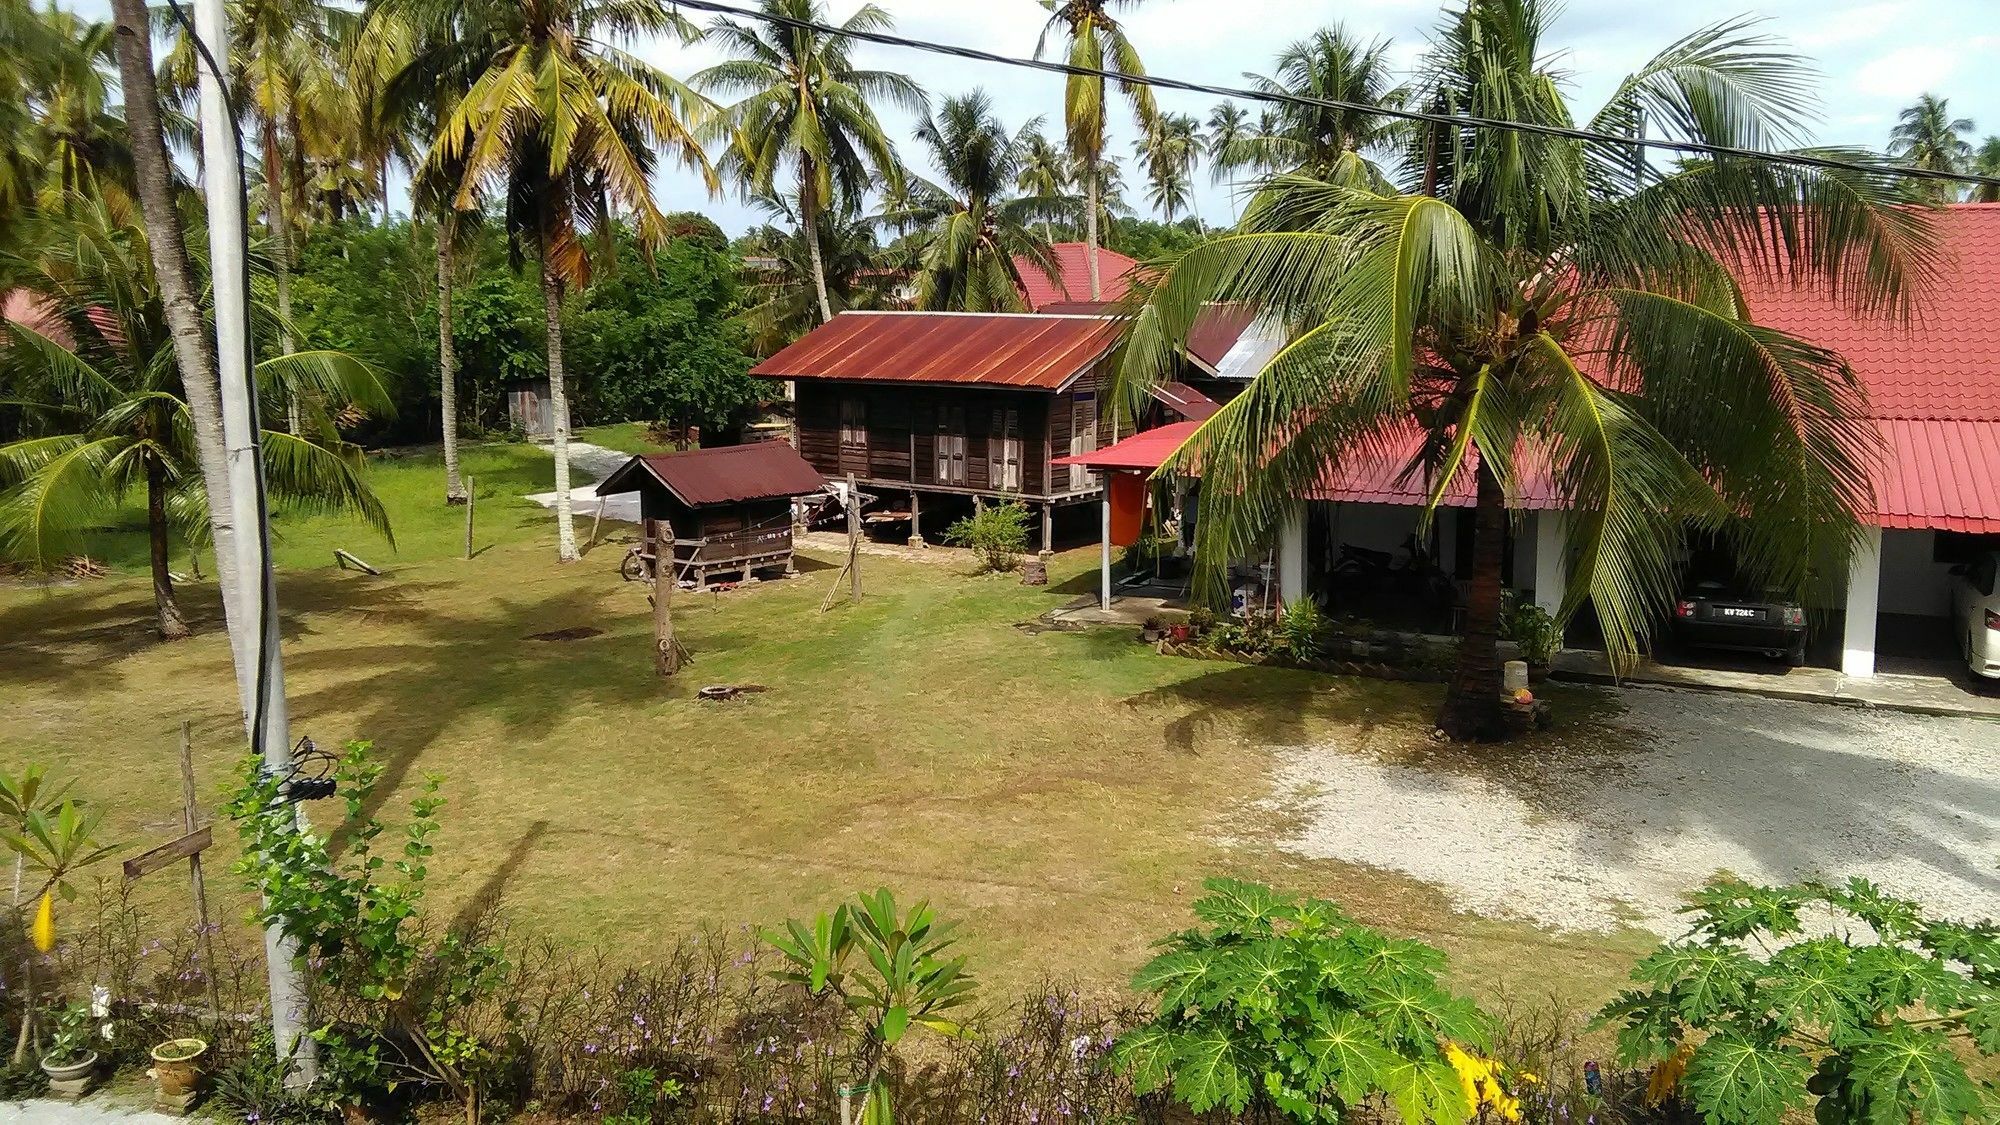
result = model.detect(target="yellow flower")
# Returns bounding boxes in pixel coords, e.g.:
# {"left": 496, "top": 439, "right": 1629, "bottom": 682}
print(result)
{"left": 31, "top": 889, "right": 56, "bottom": 953}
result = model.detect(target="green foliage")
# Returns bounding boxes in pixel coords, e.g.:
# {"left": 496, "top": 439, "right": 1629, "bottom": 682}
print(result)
{"left": 227, "top": 741, "right": 508, "bottom": 1110}
{"left": 603, "top": 1067, "right": 689, "bottom": 1125}
{"left": 765, "top": 888, "right": 978, "bottom": 1124}
{"left": 1104, "top": 215, "right": 1206, "bottom": 260}
{"left": 2, "top": 797, "right": 119, "bottom": 906}
{"left": 944, "top": 501, "right": 1033, "bottom": 573}
{"left": 41, "top": 1000, "right": 94, "bottom": 1066}
{"left": 210, "top": 1029, "right": 313, "bottom": 1125}
{"left": 1276, "top": 597, "right": 1327, "bottom": 660}
{"left": 567, "top": 232, "right": 768, "bottom": 434}
{"left": 1498, "top": 596, "right": 1564, "bottom": 665}
{"left": 1599, "top": 877, "right": 2000, "bottom": 1125}
{"left": 1118, "top": 878, "right": 1490, "bottom": 1123}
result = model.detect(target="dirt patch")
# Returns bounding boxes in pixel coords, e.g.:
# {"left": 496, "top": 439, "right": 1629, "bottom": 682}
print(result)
{"left": 527, "top": 626, "right": 604, "bottom": 642}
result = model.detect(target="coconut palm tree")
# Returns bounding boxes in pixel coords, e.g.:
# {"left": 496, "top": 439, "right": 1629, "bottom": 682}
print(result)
{"left": 1014, "top": 119, "right": 1072, "bottom": 241}
{"left": 1115, "top": 0, "right": 1937, "bottom": 741}
{"left": 696, "top": 0, "right": 924, "bottom": 328}
{"left": 1889, "top": 93, "right": 1973, "bottom": 201}
{"left": 740, "top": 195, "right": 898, "bottom": 352}
{"left": 1972, "top": 135, "right": 2000, "bottom": 204}
{"left": 419, "top": 0, "right": 716, "bottom": 562}
{"left": 1221, "top": 25, "right": 1401, "bottom": 187}
{"left": 1137, "top": 110, "right": 1201, "bottom": 226}
{"left": 895, "top": 91, "right": 1060, "bottom": 312}
{"left": 0, "top": 199, "right": 391, "bottom": 639}
{"left": 1205, "top": 100, "right": 1249, "bottom": 221}
{"left": 1036, "top": 0, "right": 1158, "bottom": 300}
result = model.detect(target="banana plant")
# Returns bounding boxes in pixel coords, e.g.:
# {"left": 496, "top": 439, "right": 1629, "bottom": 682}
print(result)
{"left": 766, "top": 888, "right": 977, "bottom": 1125}
{"left": 2, "top": 798, "right": 120, "bottom": 1066}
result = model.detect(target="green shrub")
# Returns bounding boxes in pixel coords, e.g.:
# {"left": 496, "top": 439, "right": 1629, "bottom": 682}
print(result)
{"left": 1499, "top": 596, "right": 1565, "bottom": 664}
{"left": 944, "top": 502, "right": 1033, "bottom": 573}
{"left": 1117, "top": 878, "right": 1499, "bottom": 1123}
{"left": 1599, "top": 877, "right": 2000, "bottom": 1125}
{"left": 1277, "top": 598, "right": 1328, "bottom": 660}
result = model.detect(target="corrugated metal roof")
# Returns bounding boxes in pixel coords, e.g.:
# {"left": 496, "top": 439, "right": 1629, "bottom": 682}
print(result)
{"left": 594, "top": 443, "right": 826, "bottom": 507}
{"left": 1014, "top": 243, "right": 1140, "bottom": 309}
{"left": 750, "top": 311, "right": 1120, "bottom": 389}
{"left": 1054, "top": 421, "right": 1200, "bottom": 470}
{"left": 1876, "top": 419, "right": 2000, "bottom": 533}
{"left": 1150, "top": 382, "right": 1222, "bottom": 421}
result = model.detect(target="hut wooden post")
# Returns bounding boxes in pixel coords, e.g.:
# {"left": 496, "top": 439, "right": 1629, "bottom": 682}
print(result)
{"left": 1040, "top": 503, "right": 1053, "bottom": 553}
{"left": 845, "top": 473, "right": 862, "bottom": 602}
{"left": 907, "top": 491, "right": 923, "bottom": 548}
{"left": 462, "top": 476, "right": 475, "bottom": 560}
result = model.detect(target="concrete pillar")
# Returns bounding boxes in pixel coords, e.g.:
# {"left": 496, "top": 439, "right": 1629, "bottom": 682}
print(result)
{"left": 1841, "top": 523, "right": 1884, "bottom": 678}
{"left": 1533, "top": 512, "right": 1567, "bottom": 614}
{"left": 1277, "top": 504, "right": 1307, "bottom": 607}
{"left": 1099, "top": 484, "right": 1113, "bottom": 610}
{"left": 1040, "top": 503, "right": 1054, "bottom": 553}
{"left": 908, "top": 491, "right": 923, "bottom": 548}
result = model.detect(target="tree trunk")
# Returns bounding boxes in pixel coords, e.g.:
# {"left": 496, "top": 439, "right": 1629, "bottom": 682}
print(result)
{"left": 149, "top": 459, "right": 192, "bottom": 640}
{"left": 108, "top": 0, "right": 242, "bottom": 645}
{"left": 1437, "top": 462, "right": 1508, "bottom": 741}
{"left": 262, "top": 117, "right": 301, "bottom": 433}
{"left": 437, "top": 222, "right": 466, "bottom": 504}
{"left": 539, "top": 251, "right": 579, "bottom": 562}
{"left": 1084, "top": 161, "right": 1103, "bottom": 300}
{"left": 651, "top": 519, "right": 681, "bottom": 677}
{"left": 800, "top": 161, "right": 834, "bottom": 325}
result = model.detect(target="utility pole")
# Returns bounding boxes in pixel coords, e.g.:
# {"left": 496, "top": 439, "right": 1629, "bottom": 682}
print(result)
{"left": 192, "top": 0, "right": 314, "bottom": 1082}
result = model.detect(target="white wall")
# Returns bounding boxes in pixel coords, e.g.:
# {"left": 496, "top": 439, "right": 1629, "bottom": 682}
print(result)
{"left": 1877, "top": 528, "right": 1954, "bottom": 618}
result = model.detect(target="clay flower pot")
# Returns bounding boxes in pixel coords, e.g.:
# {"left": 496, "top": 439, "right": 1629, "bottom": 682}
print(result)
{"left": 151, "top": 1037, "right": 209, "bottom": 1098}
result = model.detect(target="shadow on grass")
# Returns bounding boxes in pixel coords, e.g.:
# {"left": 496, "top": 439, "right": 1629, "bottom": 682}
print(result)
{"left": 1119, "top": 657, "right": 1404, "bottom": 753}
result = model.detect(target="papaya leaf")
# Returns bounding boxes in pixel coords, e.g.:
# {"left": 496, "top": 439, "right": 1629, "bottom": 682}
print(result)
{"left": 1684, "top": 1031, "right": 1810, "bottom": 1125}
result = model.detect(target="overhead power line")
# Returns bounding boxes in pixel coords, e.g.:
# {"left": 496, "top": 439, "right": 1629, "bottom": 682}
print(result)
{"left": 668, "top": 0, "right": 2000, "bottom": 192}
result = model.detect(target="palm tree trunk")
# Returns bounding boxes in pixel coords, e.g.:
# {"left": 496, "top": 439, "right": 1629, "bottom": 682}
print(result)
{"left": 437, "top": 221, "right": 466, "bottom": 504}
{"left": 262, "top": 118, "right": 301, "bottom": 433}
{"left": 539, "top": 249, "right": 579, "bottom": 563}
{"left": 148, "top": 459, "right": 191, "bottom": 641}
{"left": 1438, "top": 462, "right": 1507, "bottom": 741}
{"left": 800, "top": 162, "right": 834, "bottom": 325}
{"left": 1084, "top": 161, "right": 1103, "bottom": 300}
{"left": 108, "top": 0, "right": 241, "bottom": 640}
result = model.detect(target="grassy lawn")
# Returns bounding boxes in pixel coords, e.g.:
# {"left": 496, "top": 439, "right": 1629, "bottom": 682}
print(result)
{"left": 0, "top": 437, "right": 1652, "bottom": 1010}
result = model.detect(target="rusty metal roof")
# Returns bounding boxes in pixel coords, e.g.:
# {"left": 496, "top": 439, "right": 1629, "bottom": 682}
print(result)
{"left": 594, "top": 442, "right": 826, "bottom": 507}
{"left": 749, "top": 311, "right": 1121, "bottom": 390}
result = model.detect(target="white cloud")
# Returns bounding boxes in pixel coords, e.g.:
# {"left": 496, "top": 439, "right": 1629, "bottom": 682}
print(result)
{"left": 1853, "top": 46, "right": 1964, "bottom": 100}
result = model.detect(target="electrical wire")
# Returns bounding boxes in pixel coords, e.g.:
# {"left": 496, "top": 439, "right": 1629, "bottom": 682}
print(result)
{"left": 158, "top": 0, "right": 286, "bottom": 770}
{"left": 667, "top": 0, "right": 2000, "bottom": 192}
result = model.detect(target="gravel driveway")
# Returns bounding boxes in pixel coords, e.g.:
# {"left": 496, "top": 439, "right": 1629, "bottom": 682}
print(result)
{"left": 1268, "top": 687, "right": 2000, "bottom": 936}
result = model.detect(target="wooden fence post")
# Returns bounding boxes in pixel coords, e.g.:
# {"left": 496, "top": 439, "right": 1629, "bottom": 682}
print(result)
{"left": 177, "top": 723, "right": 221, "bottom": 1017}
{"left": 462, "top": 476, "right": 475, "bottom": 560}
{"left": 846, "top": 472, "right": 862, "bottom": 602}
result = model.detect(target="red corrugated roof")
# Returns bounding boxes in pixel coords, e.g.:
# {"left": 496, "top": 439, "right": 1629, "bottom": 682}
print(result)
{"left": 1014, "top": 243, "right": 1139, "bottom": 309}
{"left": 750, "top": 311, "right": 1118, "bottom": 389}
{"left": 1732, "top": 205, "right": 2000, "bottom": 531}
{"left": 594, "top": 443, "right": 826, "bottom": 507}
{"left": 1054, "top": 421, "right": 1200, "bottom": 470}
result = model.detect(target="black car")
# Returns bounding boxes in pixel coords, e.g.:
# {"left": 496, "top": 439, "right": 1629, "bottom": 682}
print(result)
{"left": 1671, "top": 580, "right": 1809, "bottom": 665}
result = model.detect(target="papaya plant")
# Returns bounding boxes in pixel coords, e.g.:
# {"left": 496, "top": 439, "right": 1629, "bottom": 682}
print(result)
{"left": 1599, "top": 876, "right": 2000, "bottom": 1125}
{"left": 1116, "top": 878, "right": 1503, "bottom": 1123}
{"left": 764, "top": 888, "right": 977, "bottom": 1125}
{"left": 1, "top": 796, "right": 120, "bottom": 1066}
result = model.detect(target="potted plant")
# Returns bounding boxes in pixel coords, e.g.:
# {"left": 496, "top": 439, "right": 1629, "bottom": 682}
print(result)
{"left": 1141, "top": 615, "right": 1166, "bottom": 643}
{"left": 40, "top": 1001, "right": 99, "bottom": 1096}
{"left": 150, "top": 1036, "right": 208, "bottom": 1102}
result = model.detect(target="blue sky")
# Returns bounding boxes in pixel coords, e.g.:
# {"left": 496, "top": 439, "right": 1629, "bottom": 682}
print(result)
{"left": 68, "top": 0, "right": 2000, "bottom": 233}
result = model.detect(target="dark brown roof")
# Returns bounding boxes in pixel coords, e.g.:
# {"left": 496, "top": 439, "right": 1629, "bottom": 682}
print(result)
{"left": 1186, "top": 304, "right": 1257, "bottom": 370}
{"left": 594, "top": 443, "right": 826, "bottom": 507}
{"left": 749, "top": 311, "right": 1119, "bottom": 390}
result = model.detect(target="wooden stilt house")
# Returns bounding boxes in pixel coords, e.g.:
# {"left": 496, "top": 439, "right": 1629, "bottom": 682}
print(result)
{"left": 594, "top": 443, "right": 827, "bottom": 589}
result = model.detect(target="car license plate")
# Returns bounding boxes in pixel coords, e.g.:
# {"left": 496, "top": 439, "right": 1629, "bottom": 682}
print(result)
{"left": 1720, "top": 607, "right": 1758, "bottom": 618}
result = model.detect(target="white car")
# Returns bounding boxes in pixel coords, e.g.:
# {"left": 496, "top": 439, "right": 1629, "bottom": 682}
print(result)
{"left": 1950, "top": 549, "right": 2000, "bottom": 679}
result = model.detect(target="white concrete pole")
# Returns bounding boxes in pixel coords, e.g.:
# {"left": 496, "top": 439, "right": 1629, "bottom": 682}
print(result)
{"left": 193, "top": 0, "right": 315, "bottom": 1081}
{"left": 1841, "top": 524, "right": 1884, "bottom": 678}
{"left": 1278, "top": 504, "right": 1307, "bottom": 606}
{"left": 1533, "top": 512, "right": 1567, "bottom": 615}
{"left": 1100, "top": 482, "right": 1113, "bottom": 610}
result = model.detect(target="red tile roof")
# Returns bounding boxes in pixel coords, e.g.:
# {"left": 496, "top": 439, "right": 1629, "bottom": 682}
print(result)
{"left": 1014, "top": 243, "right": 1140, "bottom": 309}
{"left": 749, "top": 311, "right": 1119, "bottom": 390}
{"left": 594, "top": 442, "right": 826, "bottom": 507}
